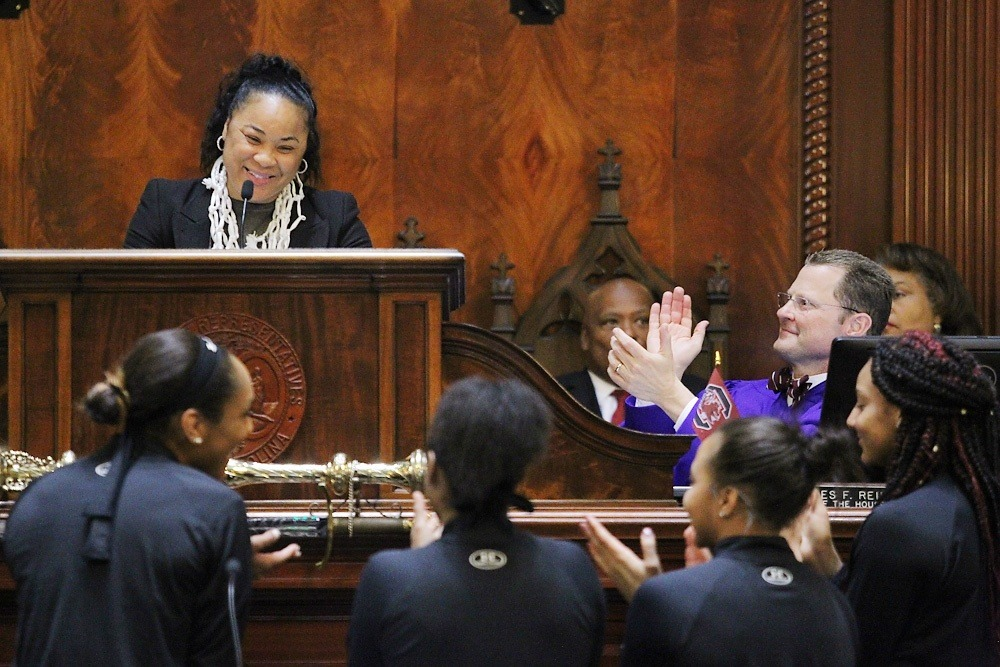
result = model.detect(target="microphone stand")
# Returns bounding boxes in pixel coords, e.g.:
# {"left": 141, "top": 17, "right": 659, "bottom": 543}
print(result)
{"left": 239, "top": 180, "right": 254, "bottom": 249}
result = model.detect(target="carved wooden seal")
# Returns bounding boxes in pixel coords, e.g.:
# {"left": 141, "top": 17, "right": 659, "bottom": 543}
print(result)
{"left": 182, "top": 314, "right": 305, "bottom": 462}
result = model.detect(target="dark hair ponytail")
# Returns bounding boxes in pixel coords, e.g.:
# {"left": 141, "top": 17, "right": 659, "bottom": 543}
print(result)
{"left": 199, "top": 53, "right": 321, "bottom": 184}
{"left": 712, "top": 418, "right": 859, "bottom": 530}
{"left": 81, "top": 329, "right": 236, "bottom": 443}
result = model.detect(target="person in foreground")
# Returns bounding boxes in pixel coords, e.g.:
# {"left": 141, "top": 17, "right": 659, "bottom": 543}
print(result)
{"left": 124, "top": 53, "right": 372, "bottom": 249}
{"left": 876, "top": 242, "right": 982, "bottom": 336}
{"left": 796, "top": 331, "right": 1000, "bottom": 664}
{"left": 4, "top": 328, "right": 299, "bottom": 665}
{"left": 348, "top": 377, "right": 606, "bottom": 666}
{"left": 583, "top": 417, "right": 858, "bottom": 666}
{"left": 611, "top": 249, "right": 893, "bottom": 485}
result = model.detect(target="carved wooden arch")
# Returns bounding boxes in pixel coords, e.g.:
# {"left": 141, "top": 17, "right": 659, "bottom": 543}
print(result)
{"left": 507, "top": 140, "right": 729, "bottom": 379}
{"left": 443, "top": 322, "right": 690, "bottom": 498}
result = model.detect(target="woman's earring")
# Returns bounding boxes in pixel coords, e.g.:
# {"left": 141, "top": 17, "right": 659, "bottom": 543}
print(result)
{"left": 933, "top": 321, "right": 942, "bottom": 334}
{"left": 297, "top": 158, "right": 308, "bottom": 175}
{"left": 192, "top": 436, "right": 203, "bottom": 445}
{"left": 216, "top": 135, "right": 225, "bottom": 152}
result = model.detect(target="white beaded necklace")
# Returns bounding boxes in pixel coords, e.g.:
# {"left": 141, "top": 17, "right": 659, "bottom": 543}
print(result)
{"left": 202, "top": 157, "right": 306, "bottom": 249}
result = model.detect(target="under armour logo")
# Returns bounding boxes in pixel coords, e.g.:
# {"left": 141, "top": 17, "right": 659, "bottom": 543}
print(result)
{"left": 761, "top": 566, "right": 793, "bottom": 586}
{"left": 469, "top": 549, "right": 507, "bottom": 571}
{"left": 94, "top": 462, "right": 112, "bottom": 477}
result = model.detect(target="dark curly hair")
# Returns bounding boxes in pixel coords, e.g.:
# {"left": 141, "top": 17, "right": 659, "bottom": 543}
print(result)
{"left": 871, "top": 330, "right": 1000, "bottom": 646}
{"left": 199, "top": 53, "right": 321, "bottom": 184}
{"left": 876, "top": 242, "right": 983, "bottom": 335}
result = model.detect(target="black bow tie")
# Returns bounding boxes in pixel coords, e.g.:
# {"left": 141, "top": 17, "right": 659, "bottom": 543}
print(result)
{"left": 768, "top": 367, "right": 810, "bottom": 405}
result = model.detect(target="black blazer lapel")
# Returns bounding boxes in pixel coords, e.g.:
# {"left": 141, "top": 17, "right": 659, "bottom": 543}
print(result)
{"left": 176, "top": 183, "right": 213, "bottom": 249}
{"left": 288, "top": 191, "right": 321, "bottom": 247}
{"left": 558, "top": 370, "right": 603, "bottom": 417}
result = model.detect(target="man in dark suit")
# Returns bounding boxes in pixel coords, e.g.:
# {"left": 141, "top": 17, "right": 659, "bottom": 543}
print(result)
{"left": 558, "top": 278, "right": 656, "bottom": 424}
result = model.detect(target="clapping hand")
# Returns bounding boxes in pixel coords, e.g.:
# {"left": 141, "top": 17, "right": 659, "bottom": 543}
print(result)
{"left": 608, "top": 288, "right": 700, "bottom": 420}
{"left": 580, "top": 515, "right": 662, "bottom": 602}
{"left": 659, "top": 286, "right": 709, "bottom": 378}
{"left": 410, "top": 490, "right": 443, "bottom": 549}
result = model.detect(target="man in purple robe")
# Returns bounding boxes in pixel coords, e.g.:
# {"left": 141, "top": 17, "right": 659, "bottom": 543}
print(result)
{"left": 609, "top": 249, "right": 894, "bottom": 486}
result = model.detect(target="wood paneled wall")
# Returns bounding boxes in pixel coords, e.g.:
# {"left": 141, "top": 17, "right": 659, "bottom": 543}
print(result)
{"left": 0, "top": 1, "right": 819, "bottom": 380}
{"left": 894, "top": 0, "right": 1000, "bottom": 333}
{"left": 14, "top": 2, "right": 986, "bottom": 374}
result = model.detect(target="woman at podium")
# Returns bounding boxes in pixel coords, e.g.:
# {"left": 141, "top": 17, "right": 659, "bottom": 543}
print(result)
{"left": 124, "top": 54, "right": 372, "bottom": 250}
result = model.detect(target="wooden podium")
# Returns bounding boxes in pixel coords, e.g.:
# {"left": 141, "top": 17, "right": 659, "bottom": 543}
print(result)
{"left": 0, "top": 249, "right": 464, "bottom": 474}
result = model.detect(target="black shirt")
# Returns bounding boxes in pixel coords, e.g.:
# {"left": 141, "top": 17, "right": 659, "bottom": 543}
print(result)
{"left": 4, "top": 443, "right": 252, "bottom": 666}
{"left": 622, "top": 535, "right": 858, "bottom": 666}
{"left": 834, "top": 474, "right": 994, "bottom": 665}
{"left": 348, "top": 516, "right": 606, "bottom": 666}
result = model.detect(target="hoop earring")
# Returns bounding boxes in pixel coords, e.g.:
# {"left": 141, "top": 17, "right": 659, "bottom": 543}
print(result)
{"left": 297, "top": 158, "right": 308, "bottom": 175}
{"left": 216, "top": 135, "right": 224, "bottom": 152}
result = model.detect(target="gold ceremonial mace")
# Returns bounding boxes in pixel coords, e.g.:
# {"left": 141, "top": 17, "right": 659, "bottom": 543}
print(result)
{"left": 1, "top": 449, "right": 428, "bottom": 566}
{"left": 1, "top": 449, "right": 427, "bottom": 494}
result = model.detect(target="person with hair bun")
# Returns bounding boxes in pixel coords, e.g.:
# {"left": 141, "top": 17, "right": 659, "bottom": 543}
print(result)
{"left": 125, "top": 53, "right": 372, "bottom": 249}
{"left": 348, "top": 377, "right": 606, "bottom": 666}
{"left": 584, "top": 417, "right": 858, "bottom": 665}
{"left": 4, "top": 328, "right": 297, "bottom": 665}
{"left": 799, "top": 331, "right": 1000, "bottom": 664}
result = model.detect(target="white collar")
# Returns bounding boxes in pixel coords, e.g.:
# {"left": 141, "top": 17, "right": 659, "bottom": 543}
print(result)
{"left": 587, "top": 370, "right": 622, "bottom": 399}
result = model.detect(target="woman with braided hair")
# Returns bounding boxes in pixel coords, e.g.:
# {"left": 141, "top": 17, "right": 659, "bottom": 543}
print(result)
{"left": 801, "top": 330, "right": 1000, "bottom": 664}
{"left": 125, "top": 53, "right": 372, "bottom": 249}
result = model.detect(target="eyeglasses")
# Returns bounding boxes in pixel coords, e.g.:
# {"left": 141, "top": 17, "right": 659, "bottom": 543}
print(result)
{"left": 777, "top": 292, "right": 860, "bottom": 313}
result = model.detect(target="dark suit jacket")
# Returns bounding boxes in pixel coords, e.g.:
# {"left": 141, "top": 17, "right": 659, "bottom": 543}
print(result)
{"left": 124, "top": 178, "right": 373, "bottom": 249}
{"left": 557, "top": 369, "right": 707, "bottom": 421}
{"left": 557, "top": 370, "right": 603, "bottom": 416}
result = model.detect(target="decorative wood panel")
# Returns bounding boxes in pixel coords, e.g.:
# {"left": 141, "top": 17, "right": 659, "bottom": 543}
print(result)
{"left": 827, "top": 0, "right": 893, "bottom": 258}
{"left": 0, "top": 0, "right": 816, "bottom": 380}
{"left": 894, "top": 0, "right": 999, "bottom": 334}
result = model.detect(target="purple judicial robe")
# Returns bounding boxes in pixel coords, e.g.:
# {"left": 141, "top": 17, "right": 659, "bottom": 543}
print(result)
{"left": 623, "top": 379, "right": 826, "bottom": 486}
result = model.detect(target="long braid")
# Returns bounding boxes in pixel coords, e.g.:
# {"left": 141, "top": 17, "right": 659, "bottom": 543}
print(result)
{"left": 871, "top": 331, "right": 1000, "bottom": 650}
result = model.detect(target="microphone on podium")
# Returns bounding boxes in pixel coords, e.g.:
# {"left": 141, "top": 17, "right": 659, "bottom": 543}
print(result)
{"left": 239, "top": 180, "right": 254, "bottom": 249}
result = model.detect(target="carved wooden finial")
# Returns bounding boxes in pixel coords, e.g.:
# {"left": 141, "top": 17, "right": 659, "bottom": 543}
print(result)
{"left": 491, "top": 252, "right": 515, "bottom": 285}
{"left": 593, "top": 139, "right": 625, "bottom": 223}
{"left": 396, "top": 216, "right": 426, "bottom": 248}
{"left": 490, "top": 253, "right": 517, "bottom": 340}
{"left": 598, "top": 138, "right": 622, "bottom": 161}
{"left": 597, "top": 139, "right": 623, "bottom": 181}
{"left": 707, "top": 253, "right": 731, "bottom": 299}
{"left": 708, "top": 252, "right": 729, "bottom": 275}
